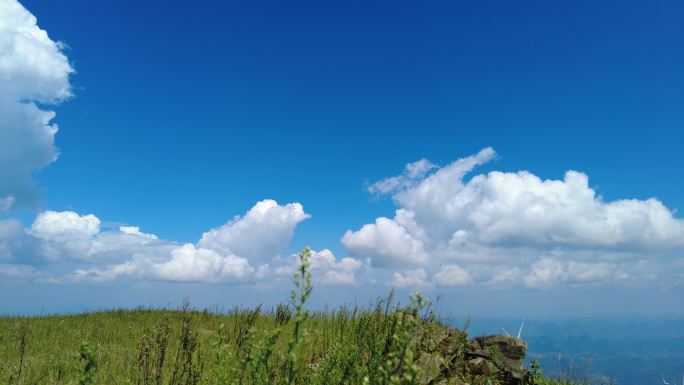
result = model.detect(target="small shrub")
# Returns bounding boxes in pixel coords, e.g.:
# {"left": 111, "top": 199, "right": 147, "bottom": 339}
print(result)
{"left": 75, "top": 342, "right": 97, "bottom": 385}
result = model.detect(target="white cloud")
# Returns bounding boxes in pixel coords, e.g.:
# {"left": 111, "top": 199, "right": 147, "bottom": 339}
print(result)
{"left": 28, "top": 210, "right": 101, "bottom": 260}
{"left": 151, "top": 244, "right": 255, "bottom": 283}
{"left": 345, "top": 148, "right": 684, "bottom": 288}
{"left": 310, "top": 249, "right": 362, "bottom": 285}
{"left": 485, "top": 267, "right": 522, "bottom": 286}
{"left": 368, "top": 158, "right": 437, "bottom": 195}
{"left": 434, "top": 264, "right": 472, "bottom": 287}
{"left": 523, "top": 258, "right": 629, "bottom": 288}
{"left": 70, "top": 261, "right": 142, "bottom": 283}
{"left": 274, "top": 249, "right": 363, "bottom": 286}
{"left": 341, "top": 217, "right": 428, "bottom": 267}
{"left": 0, "top": 211, "right": 171, "bottom": 265}
{"left": 198, "top": 199, "right": 310, "bottom": 264}
{"left": 30, "top": 211, "right": 101, "bottom": 241}
{"left": 119, "top": 226, "right": 158, "bottom": 240}
{"left": 389, "top": 268, "right": 430, "bottom": 289}
{"left": 0, "top": 0, "right": 73, "bottom": 209}
{"left": 1, "top": 200, "right": 312, "bottom": 284}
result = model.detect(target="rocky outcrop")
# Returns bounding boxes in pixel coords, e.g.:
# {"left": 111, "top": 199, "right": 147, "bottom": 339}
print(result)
{"left": 416, "top": 326, "right": 529, "bottom": 385}
{"left": 467, "top": 335, "right": 528, "bottom": 384}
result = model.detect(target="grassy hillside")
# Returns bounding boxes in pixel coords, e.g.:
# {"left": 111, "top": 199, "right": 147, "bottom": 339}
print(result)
{"left": 0, "top": 250, "right": 578, "bottom": 385}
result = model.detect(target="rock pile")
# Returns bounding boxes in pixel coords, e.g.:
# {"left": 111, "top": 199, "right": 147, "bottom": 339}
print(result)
{"left": 416, "top": 326, "right": 529, "bottom": 385}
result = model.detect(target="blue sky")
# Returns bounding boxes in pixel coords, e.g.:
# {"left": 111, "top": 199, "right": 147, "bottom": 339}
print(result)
{"left": 1, "top": 0, "right": 683, "bottom": 316}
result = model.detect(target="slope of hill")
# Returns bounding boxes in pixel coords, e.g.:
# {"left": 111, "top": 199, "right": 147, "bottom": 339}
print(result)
{"left": 0, "top": 302, "right": 581, "bottom": 385}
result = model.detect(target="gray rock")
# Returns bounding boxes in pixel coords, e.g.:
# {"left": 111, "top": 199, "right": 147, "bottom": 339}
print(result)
{"left": 418, "top": 352, "right": 445, "bottom": 384}
{"left": 471, "top": 335, "right": 527, "bottom": 370}
{"left": 416, "top": 327, "right": 529, "bottom": 385}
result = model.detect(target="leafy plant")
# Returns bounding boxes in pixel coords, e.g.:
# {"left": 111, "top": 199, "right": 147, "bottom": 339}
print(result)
{"left": 285, "top": 247, "right": 313, "bottom": 385}
{"left": 75, "top": 342, "right": 97, "bottom": 385}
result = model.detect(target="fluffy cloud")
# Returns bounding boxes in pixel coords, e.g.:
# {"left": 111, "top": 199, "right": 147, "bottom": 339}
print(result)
{"left": 345, "top": 148, "right": 684, "bottom": 288}
{"left": 342, "top": 217, "right": 427, "bottom": 267}
{"left": 30, "top": 211, "right": 100, "bottom": 240}
{"left": 1, "top": 200, "right": 316, "bottom": 284}
{"left": 198, "top": 200, "right": 310, "bottom": 264}
{"left": 309, "top": 249, "right": 362, "bottom": 285}
{"left": 389, "top": 268, "right": 430, "bottom": 289}
{"left": 28, "top": 210, "right": 100, "bottom": 261}
{"left": 0, "top": 0, "right": 73, "bottom": 210}
{"left": 434, "top": 264, "right": 473, "bottom": 287}
{"left": 151, "top": 244, "right": 254, "bottom": 282}
{"left": 274, "top": 249, "right": 363, "bottom": 286}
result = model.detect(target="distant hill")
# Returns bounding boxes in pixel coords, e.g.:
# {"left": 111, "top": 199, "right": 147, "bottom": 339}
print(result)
{"left": 459, "top": 316, "right": 684, "bottom": 385}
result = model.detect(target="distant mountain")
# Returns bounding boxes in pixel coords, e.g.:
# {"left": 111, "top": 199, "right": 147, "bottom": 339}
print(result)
{"left": 450, "top": 316, "right": 684, "bottom": 385}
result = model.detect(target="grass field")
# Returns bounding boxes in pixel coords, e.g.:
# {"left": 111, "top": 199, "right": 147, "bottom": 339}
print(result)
{"left": 0, "top": 250, "right": 578, "bottom": 385}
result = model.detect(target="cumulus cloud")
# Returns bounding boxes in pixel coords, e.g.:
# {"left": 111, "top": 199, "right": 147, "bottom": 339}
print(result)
{"left": 0, "top": 0, "right": 74, "bottom": 210}
{"left": 342, "top": 217, "right": 428, "bottom": 267}
{"left": 0, "top": 200, "right": 315, "bottom": 284}
{"left": 434, "top": 264, "right": 473, "bottom": 287}
{"left": 28, "top": 210, "right": 101, "bottom": 261}
{"left": 389, "top": 268, "right": 430, "bottom": 289}
{"left": 151, "top": 244, "right": 255, "bottom": 283}
{"left": 198, "top": 200, "right": 310, "bottom": 264}
{"left": 30, "top": 210, "right": 99, "bottom": 238}
{"left": 309, "top": 249, "right": 362, "bottom": 285}
{"left": 274, "top": 249, "right": 363, "bottom": 286}
{"left": 345, "top": 148, "right": 684, "bottom": 288}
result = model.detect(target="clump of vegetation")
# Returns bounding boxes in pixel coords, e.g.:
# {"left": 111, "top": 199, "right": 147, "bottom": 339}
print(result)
{"left": 76, "top": 342, "right": 98, "bottom": 385}
{"left": 0, "top": 248, "right": 581, "bottom": 385}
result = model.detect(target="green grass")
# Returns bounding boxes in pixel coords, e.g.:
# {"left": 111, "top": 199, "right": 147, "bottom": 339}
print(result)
{"left": 0, "top": 249, "right": 580, "bottom": 385}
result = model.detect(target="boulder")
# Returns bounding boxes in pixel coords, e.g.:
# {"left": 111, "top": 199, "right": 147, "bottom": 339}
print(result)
{"left": 418, "top": 352, "right": 445, "bottom": 384}
{"left": 466, "top": 357, "right": 496, "bottom": 377}
{"left": 467, "top": 335, "right": 528, "bottom": 385}
{"left": 470, "top": 335, "right": 527, "bottom": 370}
{"left": 415, "top": 327, "right": 529, "bottom": 385}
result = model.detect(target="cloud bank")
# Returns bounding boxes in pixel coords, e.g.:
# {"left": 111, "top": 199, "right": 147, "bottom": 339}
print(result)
{"left": 344, "top": 148, "right": 684, "bottom": 288}
{"left": 0, "top": 0, "right": 73, "bottom": 211}
{"left": 0, "top": 200, "right": 363, "bottom": 285}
